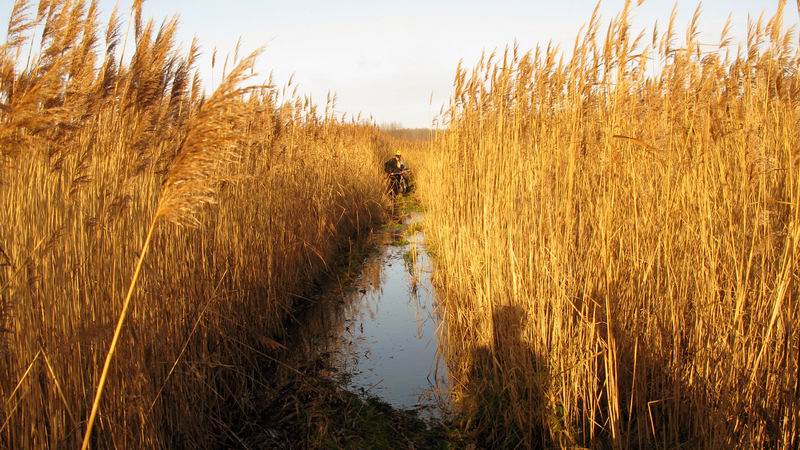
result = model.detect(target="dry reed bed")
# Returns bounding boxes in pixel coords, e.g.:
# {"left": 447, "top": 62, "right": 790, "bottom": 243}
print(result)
{"left": 0, "top": 1, "right": 387, "bottom": 448}
{"left": 418, "top": 2, "right": 800, "bottom": 448}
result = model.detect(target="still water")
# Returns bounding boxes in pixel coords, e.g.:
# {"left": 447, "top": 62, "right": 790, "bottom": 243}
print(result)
{"left": 281, "top": 214, "right": 450, "bottom": 416}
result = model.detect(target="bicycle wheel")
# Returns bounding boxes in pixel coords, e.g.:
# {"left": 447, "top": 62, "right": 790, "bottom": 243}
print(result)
{"left": 387, "top": 177, "right": 399, "bottom": 198}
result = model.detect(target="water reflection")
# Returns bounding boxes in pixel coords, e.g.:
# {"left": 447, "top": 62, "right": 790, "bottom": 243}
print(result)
{"left": 276, "top": 216, "right": 450, "bottom": 417}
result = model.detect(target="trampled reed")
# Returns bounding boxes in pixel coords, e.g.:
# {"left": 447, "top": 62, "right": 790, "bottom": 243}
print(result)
{"left": 0, "top": 0, "right": 388, "bottom": 448}
{"left": 419, "top": 1, "right": 800, "bottom": 448}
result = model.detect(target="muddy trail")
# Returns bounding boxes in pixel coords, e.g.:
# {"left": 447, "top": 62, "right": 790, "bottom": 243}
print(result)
{"left": 231, "top": 198, "right": 466, "bottom": 449}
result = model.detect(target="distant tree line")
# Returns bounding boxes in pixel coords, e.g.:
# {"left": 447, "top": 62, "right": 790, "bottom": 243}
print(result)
{"left": 379, "top": 122, "right": 433, "bottom": 141}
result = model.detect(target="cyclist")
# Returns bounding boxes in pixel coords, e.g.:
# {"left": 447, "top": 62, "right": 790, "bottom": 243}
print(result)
{"left": 384, "top": 151, "right": 409, "bottom": 196}
{"left": 384, "top": 150, "right": 406, "bottom": 175}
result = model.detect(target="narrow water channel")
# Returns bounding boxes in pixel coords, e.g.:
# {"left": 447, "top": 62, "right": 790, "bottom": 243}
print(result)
{"left": 279, "top": 211, "right": 451, "bottom": 418}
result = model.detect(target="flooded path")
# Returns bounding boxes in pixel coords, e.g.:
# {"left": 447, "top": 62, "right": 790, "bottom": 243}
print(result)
{"left": 278, "top": 210, "right": 451, "bottom": 417}
{"left": 334, "top": 214, "right": 449, "bottom": 416}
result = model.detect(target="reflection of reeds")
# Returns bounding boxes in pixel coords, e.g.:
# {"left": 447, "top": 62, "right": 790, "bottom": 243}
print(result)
{"left": 405, "top": 239, "right": 420, "bottom": 294}
{"left": 0, "top": 1, "right": 387, "bottom": 447}
{"left": 421, "top": 2, "right": 800, "bottom": 448}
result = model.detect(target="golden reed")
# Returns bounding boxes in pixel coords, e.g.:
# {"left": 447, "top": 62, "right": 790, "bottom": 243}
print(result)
{"left": 418, "top": 1, "right": 800, "bottom": 448}
{"left": 0, "top": 0, "right": 389, "bottom": 447}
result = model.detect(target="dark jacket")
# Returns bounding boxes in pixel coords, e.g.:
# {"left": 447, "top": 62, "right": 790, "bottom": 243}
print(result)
{"left": 384, "top": 157, "right": 405, "bottom": 174}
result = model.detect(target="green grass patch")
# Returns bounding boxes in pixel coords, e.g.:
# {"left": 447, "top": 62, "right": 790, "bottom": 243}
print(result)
{"left": 391, "top": 235, "right": 411, "bottom": 246}
{"left": 403, "top": 248, "right": 417, "bottom": 267}
{"left": 395, "top": 195, "right": 425, "bottom": 214}
{"left": 404, "top": 221, "right": 424, "bottom": 236}
{"left": 247, "top": 376, "right": 466, "bottom": 449}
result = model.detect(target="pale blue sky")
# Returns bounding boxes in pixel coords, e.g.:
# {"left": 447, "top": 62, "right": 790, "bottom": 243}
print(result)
{"left": 0, "top": 1, "right": 796, "bottom": 127}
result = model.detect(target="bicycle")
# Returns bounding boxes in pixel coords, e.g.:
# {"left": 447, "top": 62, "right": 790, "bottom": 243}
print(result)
{"left": 386, "top": 170, "right": 410, "bottom": 198}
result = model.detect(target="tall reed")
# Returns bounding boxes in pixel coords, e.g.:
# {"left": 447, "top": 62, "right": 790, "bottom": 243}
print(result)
{"left": 419, "top": 1, "right": 800, "bottom": 448}
{"left": 0, "top": 1, "right": 387, "bottom": 447}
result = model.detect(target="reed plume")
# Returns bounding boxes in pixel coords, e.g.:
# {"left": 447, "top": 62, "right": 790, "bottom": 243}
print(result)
{"left": 0, "top": 1, "right": 387, "bottom": 447}
{"left": 80, "top": 49, "right": 263, "bottom": 449}
{"left": 420, "top": 1, "right": 800, "bottom": 448}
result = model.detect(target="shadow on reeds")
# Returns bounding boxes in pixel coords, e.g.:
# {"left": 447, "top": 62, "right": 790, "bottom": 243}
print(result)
{"left": 602, "top": 303, "right": 759, "bottom": 450}
{"left": 568, "top": 287, "right": 737, "bottom": 449}
{"left": 458, "top": 305, "right": 550, "bottom": 449}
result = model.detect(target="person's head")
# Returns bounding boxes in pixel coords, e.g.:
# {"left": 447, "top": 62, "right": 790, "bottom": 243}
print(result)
{"left": 492, "top": 304, "right": 527, "bottom": 342}
{"left": 394, "top": 151, "right": 401, "bottom": 160}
